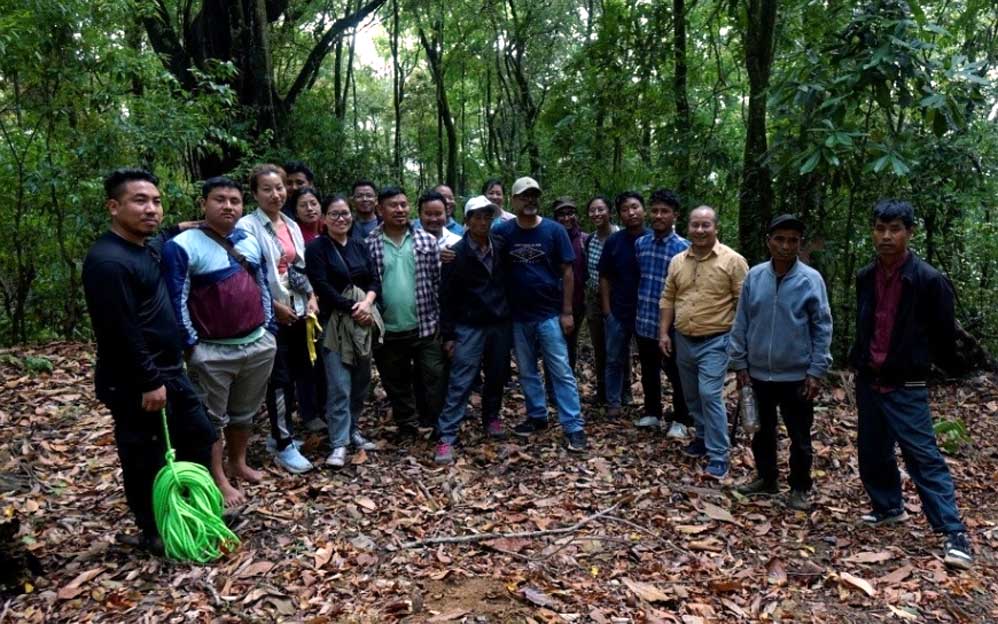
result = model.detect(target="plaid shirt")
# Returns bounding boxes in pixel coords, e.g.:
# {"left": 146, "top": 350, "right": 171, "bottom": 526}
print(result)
{"left": 366, "top": 224, "right": 441, "bottom": 338}
{"left": 635, "top": 230, "right": 690, "bottom": 339}
{"left": 584, "top": 225, "right": 619, "bottom": 291}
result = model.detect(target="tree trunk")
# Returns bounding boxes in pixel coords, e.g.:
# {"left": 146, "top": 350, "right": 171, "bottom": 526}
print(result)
{"left": 673, "top": 0, "right": 693, "bottom": 199}
{"left": 143, "top": 0, "right": 386, "bottom": 177}
{"left": 391, "top": 0, "right": 403, "bottom": 180}
{"left": 419, "top": 22, "right": 458, "bottom": 188}
{"left": 737, "top": 0, "right": 778, "bottom": 264}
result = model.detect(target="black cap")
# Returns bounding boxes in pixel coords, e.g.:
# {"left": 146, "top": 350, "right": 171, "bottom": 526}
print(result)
{"left": 551, "top": 196, "right": 577, "bottom": 214}
{"left": 767, "top": 214, "right": 805, "bottom": 234}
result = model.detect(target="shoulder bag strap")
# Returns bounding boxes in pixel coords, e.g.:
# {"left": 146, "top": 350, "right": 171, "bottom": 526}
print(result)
{"left": 199, "top": 226, "right": 254, "bottom": 275}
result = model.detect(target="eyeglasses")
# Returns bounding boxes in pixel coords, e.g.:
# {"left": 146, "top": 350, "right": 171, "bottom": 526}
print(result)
{"left": 327, "top": 212, "right": 352, "bottom": 221}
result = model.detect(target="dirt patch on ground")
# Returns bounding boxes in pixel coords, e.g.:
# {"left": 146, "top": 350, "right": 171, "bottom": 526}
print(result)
{"left": 418, "top": 575, "right": 531, "bottom": 622}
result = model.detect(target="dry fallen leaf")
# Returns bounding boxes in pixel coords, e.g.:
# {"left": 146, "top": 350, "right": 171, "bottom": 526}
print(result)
{"left": 355, "top": 495, "right": 378, "bottom": 512}
{"left": 879, "top": 564, "right": 914, "bottom": 585}
{"left": 844, "top": 550, "right": 894, "bottom": 564}
{"left": 313, "top": 543, "right": 333, "bottom": 569}
{"left": 238, "top": 560, "right": 276, "bottom": 578}
{"left": 519, "top": 586, "right": 558, "bottom": 608}
{"left": 57, "top": 567, "right": 104, "bottom": 600}
{"left": 839, "top": 571, "right": 876, "bottom": 597}
{"left": 674, "top": 524, "right": 712, "bottom": 535}
{"left": 622, "top": 577, "right": 671, "bottom": 603}
{"left": 766, "top": 558, "right": 787, "bottom": 586}
{"left": 887, "top": 605, "right": 919, "bottom": 621}
{"left": 688, "top": 537, "right": 725, "bottom": 552}
{"left": 428, "top": 608, "right": 471, "bottom": 622}
{"left": 700, "top": 501, "right": 738, "bottom": 524}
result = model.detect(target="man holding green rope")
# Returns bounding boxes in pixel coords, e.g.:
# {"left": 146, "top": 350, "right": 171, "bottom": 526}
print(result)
{"left": 83, "top": 168, "right": 218, "bottom": 555}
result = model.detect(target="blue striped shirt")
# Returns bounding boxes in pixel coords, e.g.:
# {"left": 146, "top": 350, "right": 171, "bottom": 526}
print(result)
{"left": 634, "top": 230, "right": 690, "bottom": 339}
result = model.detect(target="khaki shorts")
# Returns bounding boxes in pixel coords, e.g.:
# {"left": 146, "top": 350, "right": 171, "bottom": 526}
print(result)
{"left": 187, "top": 331, "right": 277, "bottom": 430}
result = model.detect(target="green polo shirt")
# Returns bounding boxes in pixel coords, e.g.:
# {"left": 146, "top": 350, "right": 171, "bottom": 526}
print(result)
{"left": 381, "top": 231, "right": 418, "bottom": 332}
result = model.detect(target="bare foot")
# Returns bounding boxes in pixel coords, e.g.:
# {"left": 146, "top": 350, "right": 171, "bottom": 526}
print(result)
{"left": 219, "top": 481, "right": 245, "bottom": 507}
{"left": 227, "top": 462, "right": 264, "bottom": 484}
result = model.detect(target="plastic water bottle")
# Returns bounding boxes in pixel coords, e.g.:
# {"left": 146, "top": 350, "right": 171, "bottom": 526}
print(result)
{"left": 740, "top": 385, "right": 759, "bottom": 434}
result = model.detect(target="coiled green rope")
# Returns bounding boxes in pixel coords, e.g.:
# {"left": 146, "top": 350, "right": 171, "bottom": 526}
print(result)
{"left": 153, "top": 410, "right": 239, "bottom": 563}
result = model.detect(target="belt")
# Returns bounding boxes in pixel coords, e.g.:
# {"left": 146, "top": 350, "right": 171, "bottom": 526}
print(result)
{"left": 680, "top": 330, "right": 727, "bottom": 343}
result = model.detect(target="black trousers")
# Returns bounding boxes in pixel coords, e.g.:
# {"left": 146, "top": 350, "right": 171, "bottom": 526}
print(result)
{"left": 749, "top": 379, "right": 814, "bottom": 492}
{"left": 635, "top": 335, "right": 691, "bottom": 424}
{"left": 373, "top": 329, "right": 446, "bottom": 428}
{"left": 106, "top": 371, "right": 216, "bottom": 537}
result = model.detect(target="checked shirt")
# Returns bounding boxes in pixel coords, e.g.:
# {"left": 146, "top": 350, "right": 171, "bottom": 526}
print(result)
{"left": 635, "top": 230, "right": 689, "bottom": 339}
{"left": 366, "top": 224, "right": 441, "bottom": 338}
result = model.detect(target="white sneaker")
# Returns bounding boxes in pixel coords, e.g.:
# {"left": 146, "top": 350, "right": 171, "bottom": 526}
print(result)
{"left": 351, "top": 431, "right": 377, "bottom": 451}
{"left": 666, "top": 421, "right": 689, "bottom": 439}
{"left": 274, "top": 444, "right": 314, "bottom": 473}
{"left": 634, "top": 415, "right": 660, "bottom": 429}
{"left": 326, "top": 446, "right": 347, "bottom": 467}
{"left": 265, "top": 436, "right": 304, "bottom": 454}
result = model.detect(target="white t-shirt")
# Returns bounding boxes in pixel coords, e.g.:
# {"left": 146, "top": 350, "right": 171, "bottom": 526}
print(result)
{"left": 434, "top": 228, "right": 462, "bottom": 250}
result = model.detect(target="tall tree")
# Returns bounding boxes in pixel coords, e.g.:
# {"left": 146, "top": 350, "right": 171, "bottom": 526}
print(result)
{"left": 416, "top": 7, "right": 458, "bottom": 188}
{"left": 141, "top": 0, "right": 385, "bottom": 177}
{"left": 737, "top": 0, "right": 778, "bottom": 263}
{"left": 673, "top": 0, "right": 693, "bottom": 199}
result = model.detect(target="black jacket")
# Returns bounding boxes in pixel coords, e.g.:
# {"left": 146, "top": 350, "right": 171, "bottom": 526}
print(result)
{"left": 83, "top": 231, "right": 185, "bottom": 401}
{"left": 305, "top": 235, "right": 381, "bottom": 326}
{"left": 440, "top": 234, "right": 511, "bottom": 340}
{"left": 849, "top": 252, "right": 957, "bottom": 385}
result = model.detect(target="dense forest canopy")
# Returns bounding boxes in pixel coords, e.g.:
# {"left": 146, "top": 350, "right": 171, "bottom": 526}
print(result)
{"left": 0, "top": 0, "right": 996, "bottom": 359}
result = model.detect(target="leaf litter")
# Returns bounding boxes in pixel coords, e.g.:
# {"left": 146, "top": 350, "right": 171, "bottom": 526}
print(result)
{"left": 0, "top": 343, "right": 996, "bottom": 622}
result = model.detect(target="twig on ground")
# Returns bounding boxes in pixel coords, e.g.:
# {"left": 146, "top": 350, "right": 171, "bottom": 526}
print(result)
{"left": 399, "top": 495, "right": 634, "bottom": 549}
{"left": 414, "top": 478, "right": 439, "bottom": 511}
{"left": 603, "top": 515, "right": 687, "bottom": 555}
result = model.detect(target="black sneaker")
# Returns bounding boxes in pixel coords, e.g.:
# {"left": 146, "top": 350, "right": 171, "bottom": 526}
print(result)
{"left": 736, "top": 478, "right": 778, "bottom": 496}
{"left": 564, "top": 430, "right": 588, "bottom": 452}
{"left": 683, "top": 437, "right": 707, "bottom": 458}
{"left": 860, "top": 508, "right": 910, "bottom": 526}
{"left": 943, "top": 532, "right": 973, "bottom": 570}
{"left": 512, "top": 418, "right": 548, "bottom": 437}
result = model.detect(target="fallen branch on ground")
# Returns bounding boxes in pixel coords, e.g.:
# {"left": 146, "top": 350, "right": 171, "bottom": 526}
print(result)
{"left": 399, "top": 494, "right": 634, "bottom": 549}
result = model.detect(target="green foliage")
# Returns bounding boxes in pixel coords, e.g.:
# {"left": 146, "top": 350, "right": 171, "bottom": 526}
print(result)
{"left": 0, "top": 0, "right": 996, "bottom": 360}
{"left": 934, "top": 417, "right": 970, "bottom": 454}
{"left": 22, "top": 355, "right": 53, "bottom": 374}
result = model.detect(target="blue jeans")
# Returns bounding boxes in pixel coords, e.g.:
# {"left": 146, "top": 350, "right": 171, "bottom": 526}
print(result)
{"left": 604, "top": 313, "right": 633, "bottom": 409}
{"left": 437, "top": 323, "right": 512, "bottom": 444}
{"left": 856, "top": 380, "right": 964, "bottom": 534}
{"left": 676, "top": 332, "right": 730, "bottom": 463}
{"left": 512, "top": 316, "right": 583, "bottom": 433}
{"left": 322, "top": 347, "right": 372, "bottom": 448}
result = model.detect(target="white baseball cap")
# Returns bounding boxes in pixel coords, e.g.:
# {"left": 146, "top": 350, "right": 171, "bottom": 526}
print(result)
{"left": 511, "top": 176, "right": 541, "bottom": 197}
{"left": 463, "top": 195, "right": 497, "bottom": 216}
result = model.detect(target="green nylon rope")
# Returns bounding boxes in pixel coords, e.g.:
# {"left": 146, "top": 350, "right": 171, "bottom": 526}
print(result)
{"left": 153, "top": 409, "right": 239, "bottom": 563}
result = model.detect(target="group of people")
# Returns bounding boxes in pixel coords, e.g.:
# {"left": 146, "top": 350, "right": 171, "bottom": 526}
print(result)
{"left": 82, "top": 164, "right": 974, "bottom": 570}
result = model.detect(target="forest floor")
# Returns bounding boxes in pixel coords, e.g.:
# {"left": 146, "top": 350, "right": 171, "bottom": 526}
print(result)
{"left": 1, "top": 342, "right": 997, "bottom": 623}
